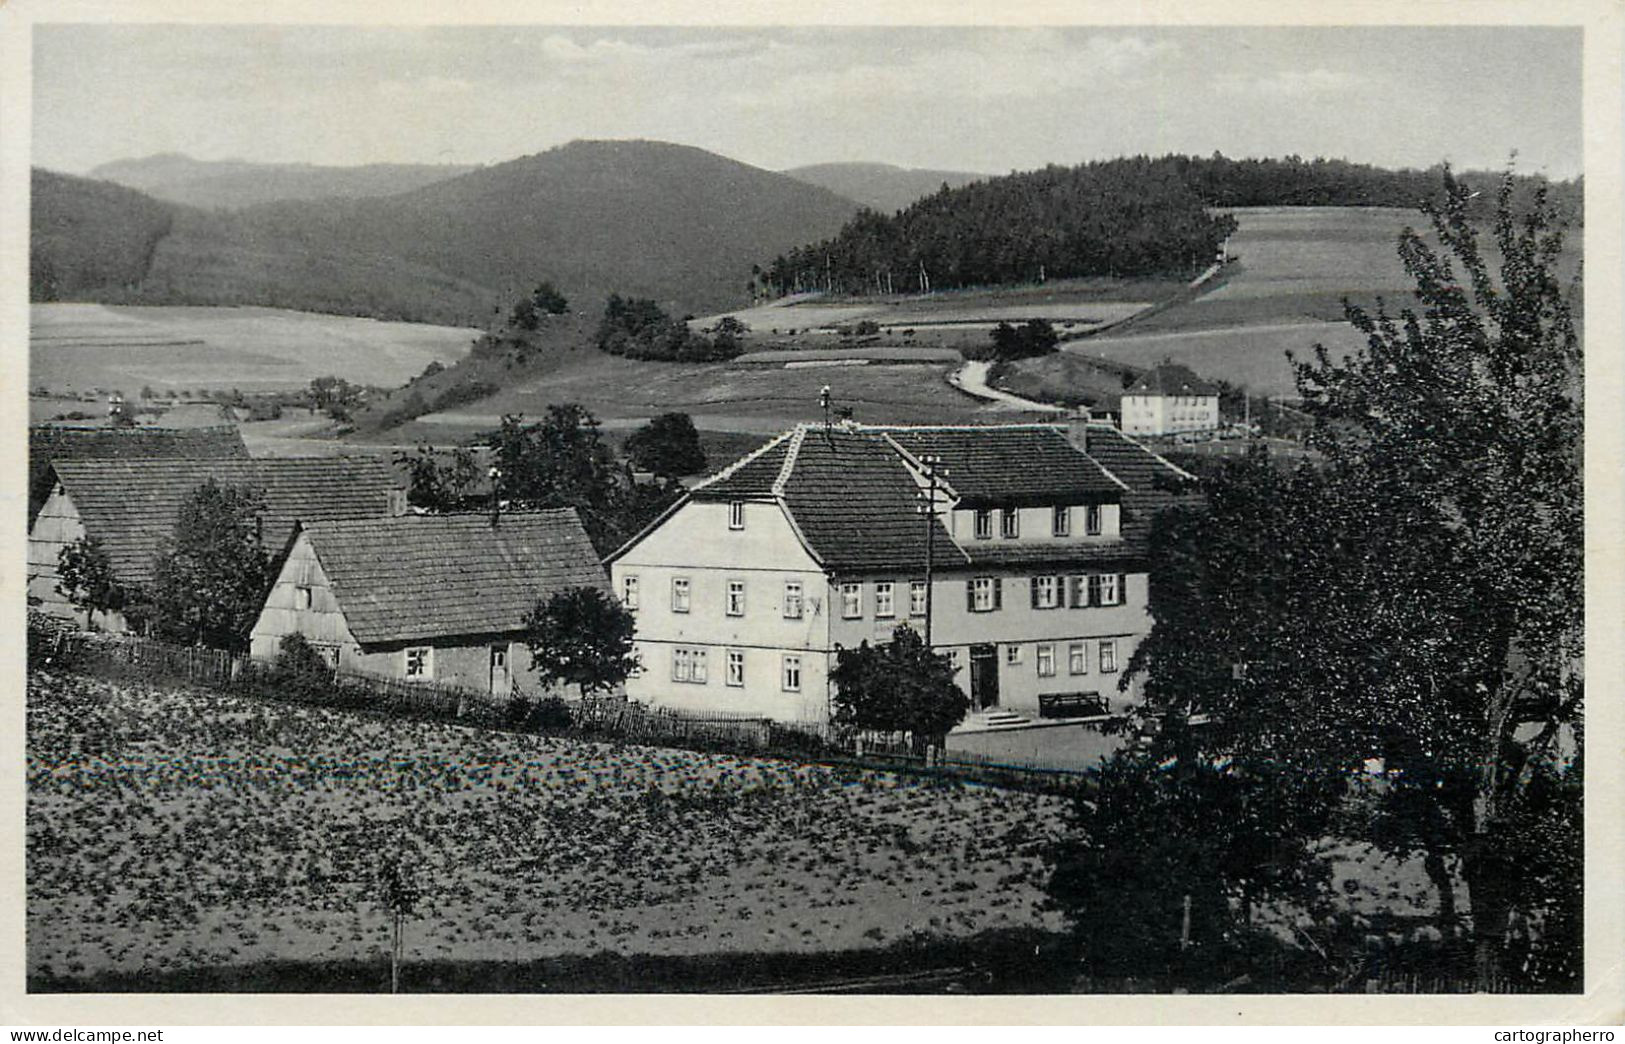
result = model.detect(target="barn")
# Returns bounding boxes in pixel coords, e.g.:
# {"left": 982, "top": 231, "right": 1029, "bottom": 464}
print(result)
{"left": 248, "top": 510, "right": 607, "bottom": 697}
{"left": 28, "top": 457, "right": 403, "bottom": 632}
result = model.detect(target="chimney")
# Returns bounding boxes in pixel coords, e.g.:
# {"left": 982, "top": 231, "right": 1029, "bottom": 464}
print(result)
{"left": 1065, "top": 406, "right": 1093, "bottom": 456}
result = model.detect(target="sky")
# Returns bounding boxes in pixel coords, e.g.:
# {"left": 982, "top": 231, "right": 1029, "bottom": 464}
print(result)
{"left": 32, "top": 25, "right": 1584, "bottom": 179}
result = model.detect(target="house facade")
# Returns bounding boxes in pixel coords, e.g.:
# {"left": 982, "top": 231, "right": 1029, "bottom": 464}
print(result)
{"left": 27, "top": 457, "right": 403, "bottom": 632}
{"left": 1120, "top": 363, "right": 1221, "bottom": 436}
{"left": 608, "top": 421, "right": 1200, "bottom": 725}
{"left": 248, "top": 510, "right": 607, "bottom": 696}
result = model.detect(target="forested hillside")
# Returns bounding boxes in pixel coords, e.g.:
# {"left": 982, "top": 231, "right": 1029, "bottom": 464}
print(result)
{"left": 89, "top": 154, "right": 477, "bottom": 210}
{"left": 30, "top": 170, "right": 174, "bottom": 301}
{"left": 758, "top": 153, "right": 1582, "bottom": 299}
{"left": 757, "top": 157, "right": 1236, "bottom": 298}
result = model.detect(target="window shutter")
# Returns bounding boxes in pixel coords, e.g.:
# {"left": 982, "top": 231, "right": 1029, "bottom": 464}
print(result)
{"left": 1118, "top": 573, "right": 1128, "bottom": 605}
{"left": 966, "top": 579, "right": 976, "bottom": 612}
{"left": 1029, "top": 576, "right": 1039, "bottom": 609}
{"left": 1069, "top": 575, "right": 1084, "bottom": 608}
{"left": 1056, "top": 575, "right": 1067, "bottom": 608}
{"left": 1087, "top": 574, "right": 1098, "bottom": 607}
{"left": 993, "top": 577, "right": 1003, "bottom": 610}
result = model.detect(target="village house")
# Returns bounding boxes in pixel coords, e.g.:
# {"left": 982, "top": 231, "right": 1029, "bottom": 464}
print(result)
{"left": 606, "top": 420, "right": 1200, "bottom": 726}
{"left": 27, "top": 422, "right": 249, "bottom": 526}
{"left": 1120, "top": 362, "right": 1221, "bottom": 437}
{"left": 28, "top": 457, "right": 404, "bottom": 632}
{"left": 247, "top": 509, "right": 606, "bottom": 696}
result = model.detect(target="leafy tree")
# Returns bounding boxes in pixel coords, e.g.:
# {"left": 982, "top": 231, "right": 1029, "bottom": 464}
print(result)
{"left": 830, "top": 624, "right": 968, "bottom": 754}
{"left": 595, "top": 294, "right": 741, "bottom": 362}
{"left": 56, "top": 536, "right": 126, "bottom": 629}
{"left": 1046, "top": 752, "right": 1336, "bottom": 986}
{"left": 147, "top": 480, "right": 274, "bottom": 650}
{"left": 492, "top": 406, "right": 619, "bottom": 514}
{"left": 376, "top": 852, "right": 421, "bottom": 994}
{"left": 623, "top": 412, "right": 708, "bottom": 477}
{"left": 988, "top": 319, "right": 1059, "bottom": 360}
{"left": 394, "top": 444, "right": 479, "bottom": 511}
{"left": 1126, "top": 169, "right": 1582, "bottom": 986}
{"left": 523, "top": 585, "right": 638, "bottom": 697}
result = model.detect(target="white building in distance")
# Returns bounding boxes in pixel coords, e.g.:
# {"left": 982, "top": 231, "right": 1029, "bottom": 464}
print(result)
{"left": 1120, "top": 363, "right": 1221, "bottom": 437}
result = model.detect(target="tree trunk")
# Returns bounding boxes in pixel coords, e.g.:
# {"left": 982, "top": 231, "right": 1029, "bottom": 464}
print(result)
{"left": 1459, "top": 834, "right": 1513, "bottom": 990}
{"left": 1423, "top": 848, "right": 1457, "bottom": 928}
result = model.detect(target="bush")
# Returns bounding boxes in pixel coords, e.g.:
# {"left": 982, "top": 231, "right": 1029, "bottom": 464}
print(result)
{"left": 274, "top": 633, "right": 334, "bottom": 696}
{"left": 505, "top": 694, "right": 576, "bottom": 733}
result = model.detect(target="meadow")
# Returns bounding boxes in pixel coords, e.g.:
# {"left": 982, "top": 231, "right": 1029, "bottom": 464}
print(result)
{"left": 27, "top": 671, "right": 1070, "bottom": 987}
{"left": 30, "top": 303, "right": 481, "bottom": 395}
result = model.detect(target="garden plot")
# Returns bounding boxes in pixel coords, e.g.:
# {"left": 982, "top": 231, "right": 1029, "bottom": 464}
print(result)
{"left": 27, "top": 673, "right": 1068, "bottom": 983}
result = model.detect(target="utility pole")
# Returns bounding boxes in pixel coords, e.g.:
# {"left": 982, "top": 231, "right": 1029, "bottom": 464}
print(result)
{"left": 917, "top": 455, "right": 945, "bottom": 650}
{"left": 488, "top": 465, "right": 503, "bottom": 528}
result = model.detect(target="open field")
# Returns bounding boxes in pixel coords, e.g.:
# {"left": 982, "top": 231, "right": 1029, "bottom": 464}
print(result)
{"left": 31, "top": 303, "right": 481, "bottom": 395}
{"left": 27, "top": 672, "right": 1070, "bottom": 986}
{"left": 1063, "top": 322, "right": 1369, "bottom": 400}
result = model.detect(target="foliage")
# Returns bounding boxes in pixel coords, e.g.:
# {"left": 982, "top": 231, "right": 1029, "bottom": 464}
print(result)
{"left": 309, "top": 375, "right": 362, "bottom": 410}
{"left": 510, "top": 282, "right": 570, "bottom": 329}
{"left": 623, "top": 412, "right": 708, "bottom": 476}
{"left": 968, "top": 319, "right": 1059, "bottom": 362}
{"left": 147, "top": 480, "right": 274, "bottom": 651}
{"left": 394, "top": 444, "right": 480, "bottom": 511}
{"left": 523, "top": 586, "right": 639, "bottom": 697}
{"left": 830, "top": 624, "right": 969, "bottom": 752}
{"left": 595, "top": 294, "right": 742, "bottom": 362}
{"left": 56, "top": 536, "right": 126, "bottom": 629}
{"left": 1126, "top": 168, "right": 1582, "bottom": 985}
{"left": 272, "top": 633, "right": 334, "bottom": 696}
{"left": 1045, "top": 752, "right": 1335, "bottom": 984}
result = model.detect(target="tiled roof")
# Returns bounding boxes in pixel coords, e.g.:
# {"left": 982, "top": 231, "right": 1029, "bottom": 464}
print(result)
{"left": 1125, "top": 363, "right": 1220, "bottom": 397}
{"left": 29, "top": 424, "right": 249, "bottom": 523}
{"left": 304, "top": 510, "right": 607, "bottom": 645}
{"left": 690, "top": 430, "right": 794, "bottom": 498}
{"left": 777, "top": 428, "right": 966, "bottom": 574}
{"left": 50, "top": 457, "right": 402, "bottom": 587}
{"left": 877, "top": 425, "right": 1124, "bottom": 507}
{"left": 1081, "top": 425, "right": 1204, "bottom": 550}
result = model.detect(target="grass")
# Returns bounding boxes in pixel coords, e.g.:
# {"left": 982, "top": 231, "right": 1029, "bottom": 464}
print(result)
{"left": 27, "top": 671, "right": 1070, "bottom": 988}
{"left": 30, "top": 302, "right": 481, "bottom": 395}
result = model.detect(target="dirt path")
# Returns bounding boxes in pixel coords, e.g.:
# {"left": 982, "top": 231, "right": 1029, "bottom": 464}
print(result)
{"left": 948, "top": 361, "right": 1068, "bottom": 413}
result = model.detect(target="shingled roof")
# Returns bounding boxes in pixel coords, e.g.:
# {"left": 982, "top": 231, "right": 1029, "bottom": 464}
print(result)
{"left": 302, "top": 510, "right": 606, "bottom": 645}
{"left": 1125, "top": 363, "right": 1220, "bottom": 398}
{"left": 49, "top": 457, "right": 402, "bottom": 587}
{"left": 28, "top": 424, "right": 249, "bottom": 523}
{"left": 1082, "top": 424, "right": 1204, "bottom": 552}
{"left": 878, "top": 425, "right": 1125, "bottom": 507}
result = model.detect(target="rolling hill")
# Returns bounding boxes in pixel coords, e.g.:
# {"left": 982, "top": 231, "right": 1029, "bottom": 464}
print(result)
{"left": 88, "top": 153, "right": 478, "bottom": 210}
{"left": 782, "top": 162, "right": 983, "bottom": 214}
{"left": 32, "top": 140, "right": 863, "bottom": 324}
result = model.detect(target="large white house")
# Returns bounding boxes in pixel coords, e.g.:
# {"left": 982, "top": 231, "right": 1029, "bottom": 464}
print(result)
{"left": 606, "top": 420, "right": 1200, "bottom": 725}
{"left": 1120, "top": 363, "right": 1221, "bottom": 436}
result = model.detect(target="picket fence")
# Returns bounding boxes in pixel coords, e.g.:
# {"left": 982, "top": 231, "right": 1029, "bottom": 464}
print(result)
{"left": 50, "top": 632, "right": 1098, "bottom": 789}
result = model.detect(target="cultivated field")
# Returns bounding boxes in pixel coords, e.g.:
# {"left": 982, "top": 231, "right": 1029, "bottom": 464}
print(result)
{"left": 30, "top": 304, "right": 481, "bottom": 395}
{"left": 27, "top": 672, "right": 1069, "bottom": 985}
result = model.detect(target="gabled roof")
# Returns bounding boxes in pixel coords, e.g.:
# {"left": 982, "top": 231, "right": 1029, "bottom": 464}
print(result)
{"left": 877, "top": 424, "right": 1125, "bottom": 507}
{"left": 1125, "top": 363, "right": 1220, "bottom": 398}
{"left": 690, "top": 430, "right": 795, "bottom": 498}
{"left": 48, "top": 457, "right": 401, "bottom": 587}
{"left": 29, "top": 423, "right": 249, "bottom": 523}
{"left": 301, "top": 510, "right": 606, "bottom": 645}
{"left": 1082, "top": 425, "right": 1203, "bottom": 550}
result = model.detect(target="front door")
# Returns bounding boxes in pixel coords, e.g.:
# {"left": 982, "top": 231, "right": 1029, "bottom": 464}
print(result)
{"left": 489, "top": 644, "right": 511, "bottom": 697}
{"left": 969, "top": 643, "right": 999, "bottom": 711}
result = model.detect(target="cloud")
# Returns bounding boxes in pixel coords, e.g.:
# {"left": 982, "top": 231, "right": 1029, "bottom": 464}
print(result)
{"left": 1217, "top": 68, "right": 1365, "bottom": 97}
{"left": 377, "top": 75, "right": 473, "bottom": 97}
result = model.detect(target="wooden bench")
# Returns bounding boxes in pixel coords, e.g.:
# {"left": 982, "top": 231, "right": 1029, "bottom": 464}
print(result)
{"left": 1038, "top": 691, "right": 1108, "bottom": 719}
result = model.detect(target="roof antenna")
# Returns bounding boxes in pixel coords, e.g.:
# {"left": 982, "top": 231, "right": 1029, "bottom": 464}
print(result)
{"left": 819, "top": 385, "right": 832, "bottom": 438}
{"left": 488, "top": 465, "right": 503, "bottom": 528}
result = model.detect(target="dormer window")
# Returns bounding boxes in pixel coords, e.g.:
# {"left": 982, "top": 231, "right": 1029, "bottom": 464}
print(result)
{"left": 1085, "top": 504, "right": 1103, "bottom": 536}
{"left": 1052, "top": 506, "right": 1070, "bottom": 537}
{"left": 728, "top": 501, "right": 745, "bottom": 530}
{"left": 1000, "top": 508, "right": 1019, "bottom": 539}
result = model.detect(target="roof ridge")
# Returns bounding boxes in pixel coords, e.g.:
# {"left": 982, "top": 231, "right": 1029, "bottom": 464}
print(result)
{"left": 770, "top": 426, "right": 808, "bottom": 496}
{"left": 691, "top": 427, "right": 798, "bottom": 492}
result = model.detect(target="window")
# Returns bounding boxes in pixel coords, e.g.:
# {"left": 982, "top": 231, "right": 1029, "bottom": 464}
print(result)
{"left": 726, "top": 579, "right": 746, "bottom": 617}
{"left": 969, "top": 576, "right": 999, "bottom": 612}
{"left": 783, "top": 580, "right": 804, "bottom": 619}
{"left": 1099, "top": 573, "right": 1121, "bottom": 606}
{"left": 1001, "top": 508, "right": 1019, "bottom": 539}
{"left": 671, "top": 577, "right": 691, "bottom": 613}
{"left": 673, "top": 647, "right": 709, "bottom": 683}
{"left": 1068, "top": 575, "right": 1088, "bottom": 608}
{"left": 974, "top": 509, "right": 993, "bottom": 540}
{"left": 1087, "top": 574, "right": 1105, "bottom": 606}
{"left": 1036, "top": 644, "right": 1056, "bottom": 677}
{"left": 782, "top": 655, "right": 802, "bottom": 692}
{"left": 726, "top": 649, "right": 745, "bottom": 687}
{"left": 1069, "top": 642, "right": 1088, "bottom": 675}
{"left": 1085, "top": 504, "right": 1103, "bottom": 536}
{"left": 840, "top": 583, "right": 862, "bottom": 619}
{"left": 621, "top": 575, "right": 639, "bottom": 610}
{"left": 294, "top": 585, "right": 313, "bottom": 610}
{"left": 1052, "top": 506, "right": 1070, "bottom": 537}
{"left": 874, "top": 582, "right": 895, "bottom": 618}
{"left": 1005, "top": 643, "right": 1023, "bottom": 666}
{"left": 909, "top": 580, "right": 928, "bottom": 617}
{"left": 404, "top": 646, "right": 433, "bottom": 680}
{"left": 1099, "top": 639, "right": 1118, "bottom": 673}
{"left": 1033, "top": 575, "right": 1060, "bottom": 610}
{"left": 728, "top": 500, "right": 745, "bottom": 530}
